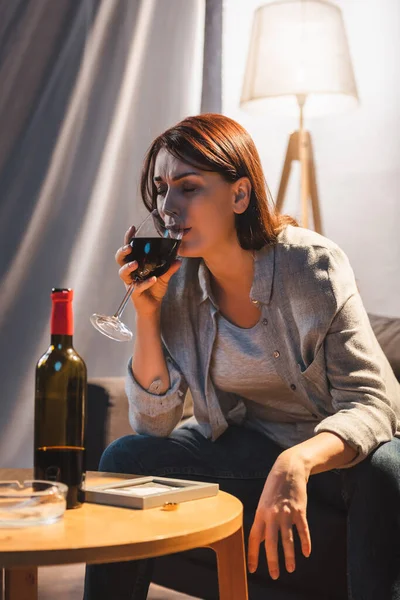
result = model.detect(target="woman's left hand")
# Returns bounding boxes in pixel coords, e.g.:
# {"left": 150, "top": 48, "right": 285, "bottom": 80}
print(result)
{"left": 247, "top": 451, "right": 312, "bottom": 579}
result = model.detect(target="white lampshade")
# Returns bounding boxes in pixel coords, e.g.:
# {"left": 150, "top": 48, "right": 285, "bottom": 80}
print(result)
{"left": 240, "top": 0, "right": 359, "bottom": 117}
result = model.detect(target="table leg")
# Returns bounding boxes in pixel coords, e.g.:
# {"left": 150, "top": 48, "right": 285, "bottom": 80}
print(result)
{"left": 4, "top": 567, "right": 37, "bottom": 600}
{"left": 208, "top": 526, "right": 248, "bottom": 600}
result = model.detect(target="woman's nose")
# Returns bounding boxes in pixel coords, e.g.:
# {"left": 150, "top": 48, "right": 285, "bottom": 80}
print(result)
{"left": 161, "top": 191, "right": 180, "bottom": 217}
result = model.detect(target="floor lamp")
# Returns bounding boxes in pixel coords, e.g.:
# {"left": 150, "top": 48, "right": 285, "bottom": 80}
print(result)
{"left": 240, "top": 0, "right": 359, "bottom": 234}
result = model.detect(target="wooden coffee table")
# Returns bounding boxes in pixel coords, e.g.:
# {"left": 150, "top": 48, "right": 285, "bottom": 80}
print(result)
{"left": 0, "top": 469, "right": 248, "bottom": 600}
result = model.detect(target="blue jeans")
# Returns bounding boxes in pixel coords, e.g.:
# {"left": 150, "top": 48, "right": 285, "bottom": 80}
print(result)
{"left": 83, "top": 426, "right": 400, "bottom": 600}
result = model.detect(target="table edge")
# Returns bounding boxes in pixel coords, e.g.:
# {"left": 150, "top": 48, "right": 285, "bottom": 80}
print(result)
{"left": 0, "top": 514, "right": 243, "bottom": 567}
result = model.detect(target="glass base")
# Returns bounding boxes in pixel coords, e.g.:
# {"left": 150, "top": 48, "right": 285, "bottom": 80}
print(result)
{"left": 90, "top": 314, "right": 133, "bottom": 342}
{"left": 0, "top": 513, "right": 65, "bottom": 528}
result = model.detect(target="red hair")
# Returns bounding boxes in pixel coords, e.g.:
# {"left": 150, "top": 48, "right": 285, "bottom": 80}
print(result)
{"left": 141, "top": 113, "right": 297, "bottom": 249}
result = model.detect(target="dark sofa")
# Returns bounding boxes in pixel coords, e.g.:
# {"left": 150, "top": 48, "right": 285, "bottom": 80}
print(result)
{"left": 86, "top": 313, "right": 400, "bottom": 600}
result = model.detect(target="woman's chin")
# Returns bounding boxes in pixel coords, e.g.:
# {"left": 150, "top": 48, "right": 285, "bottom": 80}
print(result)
{"left": 177, "top": 239, "right": 201, "bottom": 258}
{"left": 178, "top": 250, "right": 200, "bottom": 259}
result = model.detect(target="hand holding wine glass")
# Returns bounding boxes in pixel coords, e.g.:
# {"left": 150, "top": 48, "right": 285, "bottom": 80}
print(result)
{"left": 117, "top": 224, "right": 182, "bottom": 318}
{"left": 90, "top": 210, "right": 183, "bottom": 342}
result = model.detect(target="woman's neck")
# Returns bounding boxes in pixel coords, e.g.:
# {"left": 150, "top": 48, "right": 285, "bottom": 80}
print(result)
{"left": 203, "top": 241, "right": 255, "bottom": 298}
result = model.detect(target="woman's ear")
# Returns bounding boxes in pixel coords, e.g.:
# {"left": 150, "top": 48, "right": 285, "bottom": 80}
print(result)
{"left": 232, "top": 177, "right": 251, "bottom": 215}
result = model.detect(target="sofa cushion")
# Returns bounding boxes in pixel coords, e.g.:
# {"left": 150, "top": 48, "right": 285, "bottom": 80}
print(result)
{"left": 85, "top": 378, "right": 130, "bottom": 470}
{"left": 86, "top": 377, "right": 194, "bottom": 469}
{"left": 368, "top": 314, "right": 400, "bottom": 381}
{"left": 88, "top": 377, "right": 132, "bottom": 444}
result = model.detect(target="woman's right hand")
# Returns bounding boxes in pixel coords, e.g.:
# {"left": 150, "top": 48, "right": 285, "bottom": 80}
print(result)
{"left": 115, "top": 224, "right": 182, "bottom": 317}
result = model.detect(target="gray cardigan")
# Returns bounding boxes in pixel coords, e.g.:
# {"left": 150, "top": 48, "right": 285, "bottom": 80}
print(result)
{"left": 126, "top": 225, "right": 400, "bottom": 467}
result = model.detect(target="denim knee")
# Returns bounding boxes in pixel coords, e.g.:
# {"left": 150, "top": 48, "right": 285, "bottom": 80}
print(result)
{"left": 367, "top": 438, "right": 400, "bottom": 491}
{"left": 346, "top": 438, "right": 400, "bottom": 505}
{"left": 98, "top": 434, "right": 151, "bottom": 474}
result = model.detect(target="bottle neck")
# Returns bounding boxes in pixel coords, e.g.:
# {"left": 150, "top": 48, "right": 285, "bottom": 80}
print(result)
{"left": 51, "top": 299, "right": 73, "bottom": 336}
{"left": 51, "top": 334, "right": 73, "bottom": 348}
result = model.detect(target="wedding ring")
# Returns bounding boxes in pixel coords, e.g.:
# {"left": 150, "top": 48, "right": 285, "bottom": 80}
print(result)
{"left": 162, "top": 502, "right": 179, "bottom": 511}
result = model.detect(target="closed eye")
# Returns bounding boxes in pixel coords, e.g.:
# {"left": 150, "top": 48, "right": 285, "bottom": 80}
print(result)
{"left": 156, "top": 186, "right": 197, "bottom": 196}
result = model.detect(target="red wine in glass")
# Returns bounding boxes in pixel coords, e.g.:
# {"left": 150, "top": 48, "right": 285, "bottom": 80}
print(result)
{"left": 125, "top": 237, "right": 181, "bottom": 282}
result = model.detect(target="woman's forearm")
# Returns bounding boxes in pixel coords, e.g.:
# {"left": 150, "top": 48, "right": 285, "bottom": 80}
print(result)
{"left": 131, "top": 312, "right": 170, "bottom": 393}
{"left": 281, "top": 431, "right": 358, "bottom": 478}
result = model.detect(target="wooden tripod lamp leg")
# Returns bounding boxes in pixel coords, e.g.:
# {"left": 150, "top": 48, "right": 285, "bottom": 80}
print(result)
{"left": 308, "top": 136, "right": 323, "bottom": 234}
{"left": 276, "top": 132, "right": 298, "bottom": 214}
{"left": 299, "top": 130, "right": 311, "bottom": 230}
{"left": 275, "top": 129, "right": 322, "bottom": 234}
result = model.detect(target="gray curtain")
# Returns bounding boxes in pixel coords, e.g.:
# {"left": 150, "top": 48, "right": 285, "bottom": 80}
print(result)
{"left": 201, "top": 0, "right": 222, "bottom": 113}
{"left": 0, "top": 0, "right": 217, "bottom": 468}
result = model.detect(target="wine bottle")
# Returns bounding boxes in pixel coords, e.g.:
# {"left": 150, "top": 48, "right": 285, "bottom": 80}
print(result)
{"left": 34, "top": 288, "right": 87, "bottom": 509}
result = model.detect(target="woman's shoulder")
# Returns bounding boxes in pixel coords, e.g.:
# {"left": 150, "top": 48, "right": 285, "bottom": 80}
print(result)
{"left": 273, "top": 225, "right": 357, "bottom": 307}
{"left": 277, "top": 224, "right": 342, "bottom": 254}
{"left": 275, "top": 225, "right": 351, "bottom": 271}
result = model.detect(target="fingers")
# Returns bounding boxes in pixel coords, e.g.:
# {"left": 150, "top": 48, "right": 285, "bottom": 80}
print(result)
{"left": 266, "top": 511, "right": 310, "bottom": 578}
{"left": 280, "top": 512, "right": 295, "bottom": 573}
{"left": 264, "top": 518, "right": 280, "bottom": 579}
{"left": 293, "top": 512, "right": 312, "bottom": 558}
{"left": 157, "top": 259, "right": 182, "bottom": 284}
{"left": 131, "top": 275, "right": 157, "bottom": 297}
{"left": 124, "top": 225, "right": 136, "bottom": 246}
{"left": 275, "top": 512, "right": 310, "bottom": 576}
{"left": 114, "top": 225, "right": 136, "bottom": 267}
{"left": 118, "top": 256, "right": 182, "bottom": 289}
{"left": 115, "top": 244, "right": 132, "bottom": 267}
{"left": 247, "top": 516, "right": 264, "bottom": 574}
{"left": 118, "top": 260, "right": 138, "bottom": 285}
{"left": 250, "top": 510, "right": 311, "bottom": 581}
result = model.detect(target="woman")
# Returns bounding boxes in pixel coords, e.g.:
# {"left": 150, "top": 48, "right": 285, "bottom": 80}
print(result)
{"left": 84, "top": 113, "right": 400, "bottom": 599}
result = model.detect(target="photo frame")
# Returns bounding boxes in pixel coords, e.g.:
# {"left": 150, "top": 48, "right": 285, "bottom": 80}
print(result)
{"left": 83, "top": 475, "right": 219, "bottom": 509}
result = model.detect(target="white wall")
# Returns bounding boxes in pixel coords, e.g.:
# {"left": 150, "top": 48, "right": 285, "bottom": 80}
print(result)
{"left": 223, "top": 0, "right": 400, "bottom": 317}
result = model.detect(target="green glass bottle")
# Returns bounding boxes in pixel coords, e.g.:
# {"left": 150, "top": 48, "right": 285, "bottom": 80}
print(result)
{"left": 34, "top": 288, "right": 87, "bottom": 509}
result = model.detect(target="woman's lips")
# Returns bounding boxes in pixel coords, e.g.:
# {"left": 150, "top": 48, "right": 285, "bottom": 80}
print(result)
{"left": 166, "top": 225, "right": 191, "bottom": 237}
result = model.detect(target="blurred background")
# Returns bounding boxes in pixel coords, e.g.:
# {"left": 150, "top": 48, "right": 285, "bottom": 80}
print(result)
{"left": 0, "top": 0, "right": 399, "bottom": 468}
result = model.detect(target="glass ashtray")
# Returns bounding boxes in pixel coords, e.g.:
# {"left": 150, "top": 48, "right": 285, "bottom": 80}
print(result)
{"left": 0, "top": 480, "right": 67, "bottom": 527}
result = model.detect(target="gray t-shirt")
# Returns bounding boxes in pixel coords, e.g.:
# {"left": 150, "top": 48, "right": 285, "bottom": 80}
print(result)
{"left": 210, "top": 312, "right": 317, "bottom": 448}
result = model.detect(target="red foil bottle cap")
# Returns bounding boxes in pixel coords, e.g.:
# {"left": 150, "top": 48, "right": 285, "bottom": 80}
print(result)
{"left": 51, "top": 288, "right": 74, "bottom": 301}
{"left": 51, "top": 288, "right": 74, "bottom": 335}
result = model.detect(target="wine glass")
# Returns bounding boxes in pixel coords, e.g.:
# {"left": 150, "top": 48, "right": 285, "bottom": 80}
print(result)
{"left": 90, "top": 210, "right": 183, "bottom": 342}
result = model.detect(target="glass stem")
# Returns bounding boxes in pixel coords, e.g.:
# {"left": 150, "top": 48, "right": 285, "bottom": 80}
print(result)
{"left": 113, "top": 283, "right": 135, "bottom": 319}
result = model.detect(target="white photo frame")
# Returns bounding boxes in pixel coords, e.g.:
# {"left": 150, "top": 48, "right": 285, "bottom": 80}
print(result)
{"left": 83, "top": 476, "right": 219, "bottom": 509}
